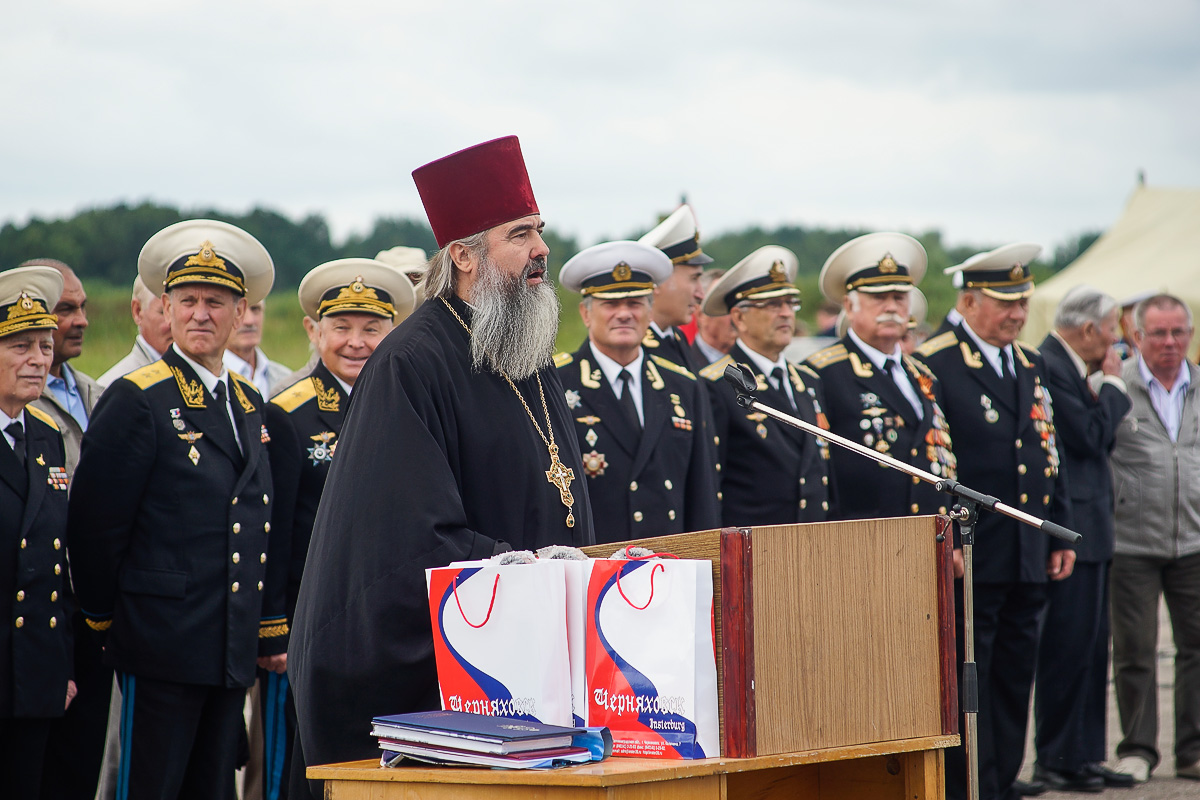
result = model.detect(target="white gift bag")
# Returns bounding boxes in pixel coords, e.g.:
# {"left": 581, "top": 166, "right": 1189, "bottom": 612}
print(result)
{"left": 426, "top": 560, "right": 572, "bottom": 725}
{"left": 585, "top": 556, "right": 720, "bottom": 758}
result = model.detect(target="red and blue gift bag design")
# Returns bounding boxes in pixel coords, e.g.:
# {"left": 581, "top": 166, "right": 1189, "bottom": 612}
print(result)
{"left": 584, "top": 557, "right": 720, "bottom": 758}
{"left": 427, "top": 561, "right": 573, "bottom": 726}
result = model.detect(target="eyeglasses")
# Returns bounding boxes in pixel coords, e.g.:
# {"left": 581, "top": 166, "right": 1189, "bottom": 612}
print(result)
{"left": 739, "top": 298, "right": 802, "bottom": 312}
{"left": 1142, "top": 328, "right": 1193, "bottom": 341}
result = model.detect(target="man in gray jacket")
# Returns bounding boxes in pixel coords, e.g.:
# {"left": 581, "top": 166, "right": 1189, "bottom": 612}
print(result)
{"left": 1109, "top": 293, "right": 1200, "bottom": 783}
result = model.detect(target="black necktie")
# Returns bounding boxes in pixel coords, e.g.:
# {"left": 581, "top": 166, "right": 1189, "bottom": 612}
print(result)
{"left": 771, "top": 367, "right": 797, "bottom": 410}
{"left": 617, "top": 370, "right": 641, "bottom": 429}
{"left": 1001, "top": 349, "right": 1015, "bottom": 380}
{"left": 6, "top": 421, "right": 25, "bottom": 467}
{"left": 214, "top": 382, "right": 242, "bottom": 453}
{"left": 885, "top": 358, "right": 924, "bottom": 419}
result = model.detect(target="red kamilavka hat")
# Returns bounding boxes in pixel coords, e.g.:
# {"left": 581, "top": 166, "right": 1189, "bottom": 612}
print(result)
{"left": 412, "top": 135, "right": 540, "bottom": 247}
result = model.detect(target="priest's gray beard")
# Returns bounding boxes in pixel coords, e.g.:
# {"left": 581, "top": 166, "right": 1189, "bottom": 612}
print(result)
{"left": 469, "top": 254, "right": 560, "bottom": 381}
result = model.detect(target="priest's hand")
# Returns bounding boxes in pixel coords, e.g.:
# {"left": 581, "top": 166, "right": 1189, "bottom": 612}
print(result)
{"left": 258, "top": 654, "right": 287, "bottom": 674}
{"left": 66, "top": 679, "right": 78, "bottom": 710}
{"left": 1046, "top": 549, "right": 1076, "bottom": 581}
{"left": 952, "top": 548, "right": 964, "bottom": 579}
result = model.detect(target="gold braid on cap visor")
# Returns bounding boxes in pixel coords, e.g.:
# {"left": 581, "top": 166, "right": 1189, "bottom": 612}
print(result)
{"left": 317, "top": 280, "right": 396, "bottom": 319}
{"left": 164, "top": 241, "right": 246, "bottom": 295}
{"left": 0, "top": 292, "right": 58, "bottom": 338}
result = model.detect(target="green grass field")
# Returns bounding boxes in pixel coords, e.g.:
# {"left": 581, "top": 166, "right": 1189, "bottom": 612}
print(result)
{"left": 70, "top": 275, "right": 963, "bottom": 380}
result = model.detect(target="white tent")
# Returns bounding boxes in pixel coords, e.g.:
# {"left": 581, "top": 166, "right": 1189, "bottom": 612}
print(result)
{"left": 1025, "top": 184, "right": 1200, "bottom": 354}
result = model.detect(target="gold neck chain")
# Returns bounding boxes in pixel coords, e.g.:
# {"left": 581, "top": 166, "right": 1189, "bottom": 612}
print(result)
{"left": 440, "top": 298, "right": 576, "bottom": 528}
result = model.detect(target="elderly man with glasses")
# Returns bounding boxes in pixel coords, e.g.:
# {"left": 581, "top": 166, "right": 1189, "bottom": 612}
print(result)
{"left": 699, "top": 245, "right": 834, "bottom": 525}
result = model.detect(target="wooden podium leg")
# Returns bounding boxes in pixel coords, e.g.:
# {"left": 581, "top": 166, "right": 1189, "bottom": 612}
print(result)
{"left": 904, "top": 750, "right": 946, "bottom": 800}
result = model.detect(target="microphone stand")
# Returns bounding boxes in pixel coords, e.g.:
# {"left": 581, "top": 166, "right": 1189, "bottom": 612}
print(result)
{"left": 722, "top": 364, "right": 1079, "bottom": 800}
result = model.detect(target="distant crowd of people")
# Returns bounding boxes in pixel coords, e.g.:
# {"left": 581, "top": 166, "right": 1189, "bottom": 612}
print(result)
{"left": 3, "top": 136, "right": 1198, "bottom": 800}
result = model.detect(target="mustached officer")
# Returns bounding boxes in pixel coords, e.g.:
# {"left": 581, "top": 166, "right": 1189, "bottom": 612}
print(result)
{"left": 915, "top": 242, "right": 1075, "bottom": 800}
{"left": 69, "top": 219, "right": 279, "bottom": 800}
{"left": 806, "top": 233, "right": 955, "bottom": 520}
{"left": 700, "top": 246, "right": 833, "bottom": 525}
{"left": 556, "top": 241, "right": 720, "bottom": 544}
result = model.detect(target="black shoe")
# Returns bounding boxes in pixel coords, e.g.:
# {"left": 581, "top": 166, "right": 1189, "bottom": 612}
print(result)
{"left": 1083, "top": 762, "right": 1137, "bottom": 788}
{"left": 1015, "top": 778, "right": 1048, "bottom": 796}
{"left": 1032, "top": 766, "right": 1104, "bottom": 793}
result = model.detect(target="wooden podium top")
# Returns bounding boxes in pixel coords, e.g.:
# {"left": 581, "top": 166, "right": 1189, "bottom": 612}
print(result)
{"left": 307, "top": 734, "right": 958, "bottom": 788}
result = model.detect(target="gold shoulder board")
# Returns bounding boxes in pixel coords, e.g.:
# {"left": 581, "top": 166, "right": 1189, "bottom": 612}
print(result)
{"left": 271, "top": 378, "right": 317, "bottom": 414}
{"left": 1015, "top": 343, "right": 1037, "bottom": 365}
{"left": 124, "top": 360, "right": 173, "bottom": 390}
{"left": 650, "top": 355, "right": 696, "bottom": 381}
{"left": 25, "top": 404, "right": 60, "bottom": 431}
{"left": 806, "top": 343, "right": 848, "bottom": 369}
{"left": 796, "top": 363, "right": 820, "bottom": 381}
{"left": 553, "top": 352, "right": 574, "bottom": 368}
{"left": 917, "top": 331, "right": 957, "bottom": 357}
{"left": 699, "top": 354, "right": 735, "bottom": 382}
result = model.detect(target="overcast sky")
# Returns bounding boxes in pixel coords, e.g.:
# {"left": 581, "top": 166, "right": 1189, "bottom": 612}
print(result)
{"left": 5, "top": 1, "right": 1198, "bottom": 259}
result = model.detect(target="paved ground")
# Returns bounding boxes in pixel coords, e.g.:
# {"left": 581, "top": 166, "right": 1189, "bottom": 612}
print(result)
{"left": 1017, "top": 600, "right": 1198, "bottom": 799}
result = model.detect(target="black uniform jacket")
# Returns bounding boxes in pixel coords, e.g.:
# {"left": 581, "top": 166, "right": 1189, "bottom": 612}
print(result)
{"left": 643, "top": 325, "right": 699, "bottom": 372}
{"left": 288, "top": 295, "right": 595, "bottom": 772}
{"left": 555, "top": 341, "right": 721, "bottom": 544}
{"left": 265, "top": 360, "right": 347, "bottom": 632}
{"left": 1, "top": 406, "right": 71, "bottom": 718}
{"left": 806, "top": 337, "right": 956, "bottom": 520}
{"left": 1038, "top": 334, "right": 1131, "bottom": 563}
{"left": 701, "top": 343, "right": 832, "bottom": 526}
{"left": 915, "top": 325, "right": 1074, "bottom": 583}
{"left": 69, "top": 347, "right": 281, "bottom": 689}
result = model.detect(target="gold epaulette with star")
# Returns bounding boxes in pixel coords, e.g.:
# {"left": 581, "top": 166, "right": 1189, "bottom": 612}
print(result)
{"left": 699, "top": 354, "right": 735, "bottom": 382}
{"left": 917, "top": 331, "right": 958, "bottom": 357}
{"left": 271, "top": 378, "right": 318, "bottom": 414}
{"left": 650, "top": 355, "right": 696, "bottom": 381}
{"left": 25, "top": 404, "right": 60, "bottom": 431}
{"left": 805, "top": 343, "right": 849, "bottom": 369}
{"left": 124, "top": 360, "right": 173, "bottom": 390}
{"left": 553, "top": 352, "right": 574, "bottom": 368}
{"left": 796, "top": 363, "right": 821, "bottom": 381}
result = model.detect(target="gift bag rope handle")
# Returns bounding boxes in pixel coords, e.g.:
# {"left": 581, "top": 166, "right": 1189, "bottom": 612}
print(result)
{"left": 616, "top": 562, "right": 666, "bottom": 610}
{"left": 453, "top": 574, "right": 500, "bottom": 628}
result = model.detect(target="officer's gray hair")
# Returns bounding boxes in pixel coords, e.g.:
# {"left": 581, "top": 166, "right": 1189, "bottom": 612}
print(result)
{"left": 132, "top": 275, "right": 156, "bottom": 306}
{"left": 1134, "top": 293, "right": 1193, "bottom": 333}
{"left": 1053, "top": 285, "right": 1118, "bottom": 331}
{"left": 422, "top": 232, "right": 489, "bottom": 301}
{"left": 846, "top": 290, "right": 861, "bottom": 312}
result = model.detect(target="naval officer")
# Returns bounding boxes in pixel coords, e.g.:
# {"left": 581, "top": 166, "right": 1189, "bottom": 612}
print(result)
{"left": 914, "top": 243, "right": 1075, "bottom": 800}
{"left": 0, "top": 266, "right": 73, "bottom": 800}
{"left": 69, "top": 219, "right": 281, "bottom": 800}
{"left": 700, "top": 245, "right": 833, "bottom": 525}
{"left": 806, "top": 233, "right": 955, "bottom": 520}
{"left": 260, "top": 259, "right": 416, "bottom": 799}
{"left": 637, "top": 204, "right": 712, "bottom": 370}
{"left": 556, "top": 241, "right": 720, "bottom": 544}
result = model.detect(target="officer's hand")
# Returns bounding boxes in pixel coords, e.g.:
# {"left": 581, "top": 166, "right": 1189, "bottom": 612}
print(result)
{"left": 258, "top": 654, "right": 287, "bottom": 674}
{"left": 1047, "top": 549, "right": 1076, "bottom": 581}
{"left": 1101, "top": 346, "right": 1122, "bottom": 376}
{"left": 65, "top": 679, "right": 78, "bottom": 710}
{"left": 952, "top": 548, "right": 964, "bottom": 579}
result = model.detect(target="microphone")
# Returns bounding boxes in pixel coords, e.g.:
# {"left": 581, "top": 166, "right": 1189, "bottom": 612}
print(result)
{"left": 723, "top": 363, "right": 758, "bottom": 408}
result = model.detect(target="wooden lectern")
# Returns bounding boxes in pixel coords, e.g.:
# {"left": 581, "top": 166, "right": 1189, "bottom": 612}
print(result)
{"left": 310, "top": 515, "right": 959, "bottom": 799}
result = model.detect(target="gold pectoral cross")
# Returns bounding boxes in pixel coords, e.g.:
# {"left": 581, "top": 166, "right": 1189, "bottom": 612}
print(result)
{"left": 544, "top": 442, "right": 577, "bottom": 528}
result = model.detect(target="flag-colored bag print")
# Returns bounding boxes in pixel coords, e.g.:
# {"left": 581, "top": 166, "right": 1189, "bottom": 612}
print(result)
{"left": 585, "top": 557, "right": 720, "bottom": 758}
{"left": 426, "top": 560, "right": 573, "bottom": 726}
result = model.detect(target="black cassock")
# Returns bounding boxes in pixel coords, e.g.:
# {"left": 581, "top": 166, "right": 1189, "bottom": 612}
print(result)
{"left": 288, "top": 295, "right": 595, "bottom": 788}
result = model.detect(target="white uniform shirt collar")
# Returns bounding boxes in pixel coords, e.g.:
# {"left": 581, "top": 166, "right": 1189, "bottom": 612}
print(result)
{"left": 591, "top": 345, "right": 646, "bottom": 425}
{"left": 848, "top": 327, "right": 903, "bottom": 370}
{"left": 848, "top": 328, "right": 924, "bottom": 419}
{"left": 174, "top": 344, "right": 228, "bottom": 397}
{"left": 136, "top": 334, "right": 163, "bottom": 361}
{"left": 738, "top": 342, "right": 796, "bottom": 404}
{"left": 1, "top": 407, "right": 25, "bottom": 452}
{"left": 694, "top": 334, "right": 725, "bottom": 365}
{"left": 332, "top": 373, "right": 353, "bottom": 397}
{"left": 650, "top": 321, "right": 674, "bottom": 341}
{"left": 960, "top": 320, "right": 1014, "bottom": 378}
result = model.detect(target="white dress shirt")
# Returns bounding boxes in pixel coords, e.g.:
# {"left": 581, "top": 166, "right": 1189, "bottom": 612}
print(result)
{"left": 848, "top": 328, "right": 924, "bottom": 420}
{"left": 960, "top": 321, "right": 1016, "bottom": 379}
{"left": 175, "top": 345, "right": 242, "bottom": 452}
{"left": 1138, "top": 355, "right": 1190, "bottom": 442}
{"left": 591, "top": 346, "right": 646, "bottom": 426}
{"left": 738, "top": 343, "right": 797, "bottom": 409}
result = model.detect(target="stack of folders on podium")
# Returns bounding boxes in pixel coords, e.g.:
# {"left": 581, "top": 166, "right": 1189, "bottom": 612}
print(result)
{"left": 373, "top": 710, "right": 613, "bottom": 769}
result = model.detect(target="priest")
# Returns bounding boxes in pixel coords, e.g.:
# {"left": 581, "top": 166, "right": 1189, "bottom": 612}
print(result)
{"left": 287, "top": 136, "right": 595, "bottom": 798}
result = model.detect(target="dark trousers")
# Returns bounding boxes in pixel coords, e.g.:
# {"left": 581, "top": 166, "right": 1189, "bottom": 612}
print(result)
{"left": 114, "top": 672, "right": 246, "bottom": 800}
{"left": 1035, "top": 561, "right": 1109, "bottom": 770}
{"left": 0, "top": 717, "right": 53, "bottom": 800}
{"left": 258, "top": 668, "right": 294, "bottom": 800}
{"left": 946, "top": 581, "right": 1047, "bottom": 800}
{"left": 1111, "top": 551, "right": 1200, "bottom": 769}
{"left": 41, "top": 611, "right": 115, "bottom": 799}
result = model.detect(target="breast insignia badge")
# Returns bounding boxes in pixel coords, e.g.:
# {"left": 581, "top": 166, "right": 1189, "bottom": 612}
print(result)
{"left": 564, "top": 389, "right": 582, "bottom": 410}
{"left": 308, "top": 431, "right": 336, "bottom": 465}
{"left": 582, "top": 450, "right": 608, "bottom": 478}
{"left": 178, "top": 430, "right": 204, "bottom": 465}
